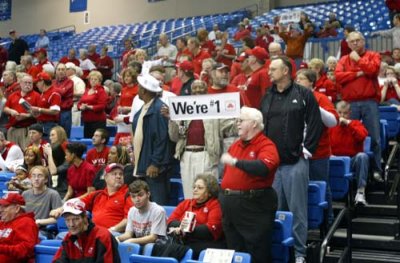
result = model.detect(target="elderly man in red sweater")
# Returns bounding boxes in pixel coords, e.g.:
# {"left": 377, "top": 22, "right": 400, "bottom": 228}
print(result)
{"left": 335, "top": 31, "right": 383, "bottom": 182}
{"left": 329, "top": 101, "right": 369, "bottom": 206}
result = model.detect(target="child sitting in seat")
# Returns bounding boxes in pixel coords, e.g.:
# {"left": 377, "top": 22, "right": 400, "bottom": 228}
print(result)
{"left": 6, "top": 165, "right": 32, "bottom": 193}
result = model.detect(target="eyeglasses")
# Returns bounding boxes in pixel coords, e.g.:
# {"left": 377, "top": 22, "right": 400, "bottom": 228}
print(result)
{"left": 193, "top": 185, "right": 206, "bottom": 190}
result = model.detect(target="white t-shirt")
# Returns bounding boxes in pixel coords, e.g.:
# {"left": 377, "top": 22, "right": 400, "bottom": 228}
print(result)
{"left": 126, "top": 202, "right": 167, "bottom": 238}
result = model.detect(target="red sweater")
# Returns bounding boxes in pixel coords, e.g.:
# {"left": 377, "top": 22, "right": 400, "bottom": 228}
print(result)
{"left": 329, "top": 120, "right": 368, "bottom": 157}
{"left": 53, "top": 77, "right": 74, "bottom": 110}
{"left": 246, "top": 66, "right": 270, "bottom": 108}
{"left": 78, "top": 85, "right": 108, "bottom": 122}
{"left": 0, "top": 212, "right": 38, "bottom": 263}
{"left": 95, "top": 56, "right": 114, "bottom": 80}
{"left": 335, "top": 50, "right": 381, "bottom": 102}
{"left": 222, "top": 132, "right": 280, "bottom": 190}
{"left": 168, "top": 198, "right": 223, "bottom": 241}
{"left": 312, "top": 91, "right": 338, "bottom": 159}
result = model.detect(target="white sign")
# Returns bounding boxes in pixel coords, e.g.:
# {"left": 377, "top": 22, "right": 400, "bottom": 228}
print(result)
{"left": 202, "top": 249, "right": 235, "bottom": 263}
{"left": 279, "top": 10, "right": 302, "bottom": 24}
{"left": 168, "top": 92, "right": 240, "bottom": 121}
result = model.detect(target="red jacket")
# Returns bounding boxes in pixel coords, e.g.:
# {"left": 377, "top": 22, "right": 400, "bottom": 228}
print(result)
{"left": 312, "top": 91, "right": 338, "bottom": 159}
{"left": 78, "top": 85, "right": 108, "bottom": 122}
{"left": 222, "top": 132, "right": 280, "bottom": 190}
{"left": 329, "top": 120, "right": 368, "bottom": 157}
{"left": 53, "top": 223, "right": 120, "bottom": 263}
{"left": 168, "top": 198, "right": 223, "bottom": 241}
{"left": 0, "top": 212, "right": 39, "bottom": 263}
{"left": 53, "top": 77, "right": 74, "bottom": 110}
{"left": 234, "top": 29, "right": 251, "bottom": 41}
{"left": 335, "top": 50, "right": 381, "bottom": 102}
{"left": 246, "top": 66, "right": 270, "bottom": 108}
{"left": 340, "top": 39, "right": 352, "bottom": 58}
{"left": 315, "top": 74, "right": 337, "bottom": 102}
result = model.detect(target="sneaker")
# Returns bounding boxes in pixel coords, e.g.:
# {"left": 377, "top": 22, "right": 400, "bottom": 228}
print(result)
{"left": 355, "top": 192, "right": 368, "bottom": 206}
{"left": 296, "top": 257, "right": 306, "bottom": 263}
{"left": 373, "top": 171, "right": 384, "bottom": 183}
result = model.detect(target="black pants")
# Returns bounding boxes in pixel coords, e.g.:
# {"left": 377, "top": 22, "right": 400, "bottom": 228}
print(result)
{"left": 83, "top": 121, "right": 106, "bottom": 138}
{"left": 219, "top": 188, "right": 277, "bottom": 263}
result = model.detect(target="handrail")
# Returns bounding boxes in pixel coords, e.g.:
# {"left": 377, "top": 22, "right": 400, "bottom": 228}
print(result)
{"left": 47, "top": 25, "right": 76, "bottom": 34}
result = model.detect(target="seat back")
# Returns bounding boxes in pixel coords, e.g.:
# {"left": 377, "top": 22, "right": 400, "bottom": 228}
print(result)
{"left": 272, "top": 211, "right": 294, "bottom": 263}
{"left": 40, "top": 239, "right": 62, "bottom": 247}
{"left": 379, "top": 106, "right": 400, "bottom": 138}
{"left": 56, "top": 216, "right": 69, "bottom": 233}
{"left": 129, "top": 254, "right": 179, "bottom": 263}
{"left": 35, "top": 245, "right": 59, "bottom": 263}
{"left": 308, "top": 181, "right": 327, "bottom": 229}
{"left": 143, "top": 243, "right": 193, "bottom": 263}
{"left": 329, "top": 156, "right": 352, "bottom": 200}
{"left": 119, "top": 243, "right": 141, "bottom": 262}
{"left": 163, "top": 206, "right": 176, "bottom": 217}
{"left": 169, "top": 178, "right": 184, "bottom": 206}
{"left": 199, "top": 249, "right": 251, "bottom": 263}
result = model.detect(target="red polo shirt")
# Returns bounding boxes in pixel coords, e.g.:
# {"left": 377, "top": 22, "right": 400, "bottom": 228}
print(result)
{"left": 37, "top": 86, "right": 61, "bottom": 122}
{"left": 192, "top": 50, "right": 211, "bottom": 75}
{"left": 53, "top": 77, "right": 74, "bottom": 111}
{"left": 80, "top": 185, "right": 133, "bottom": 228}
{"left": 221, "top": 132, "right": 280, "bottom": 190}
{"left": 5, "top": 90, "right": 40, "bottom": 128}
{"left": 245, "top": 66, "right": 270, "bottom": 108}
{"left": 67, "top": 160, "right": 96, "bottom": 198}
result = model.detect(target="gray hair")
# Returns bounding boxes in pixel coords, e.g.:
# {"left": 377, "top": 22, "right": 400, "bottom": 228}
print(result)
{"left": 240, "top": 106, "right": 264, "bottom": 130}
{"left": 325, "top": 56, "right": 337, "bottom": 64}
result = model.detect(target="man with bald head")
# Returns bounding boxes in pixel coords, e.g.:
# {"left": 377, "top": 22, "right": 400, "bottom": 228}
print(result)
{"left": 266, "top": 42, "right": 297, "bottom": 78}
{"left": 260, "top": 56, "right": 323, "bottom": 263}
{"left": 335, "top": 31, "right": 383, "bottom": 182}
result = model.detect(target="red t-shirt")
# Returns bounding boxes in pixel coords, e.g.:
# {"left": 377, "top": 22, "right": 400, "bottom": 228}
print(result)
{"left": 5, "top": 90, "right": 40, "bottom": 128}
{"left": 233, "top": 29, "right": 251, "bottom": 41}
{"left": 329, "top": 120, "right": 368, "bottom": 157}
{"left": 221, "top": 132, "right": 280, "bottom": 190}
{"left": 119, "top": 84, "right": 138, "bottom": 107}
{"left": 87, "top": 53, "right": 100, "bottom": 63}
{"left": 312, "top": 91, "right": 338, "bottom": 159}
{"left": 37, "top": 86, "right": 61, "bottom": 122}
{"left": 80, "top": 185, "right": 133, "bottom": 228}
{"left": 85, "top": 147, "right": 110, "bottom": 173}
{"left": 215, "top": 43, "right": 236, "bottom": 68}
{"left": 230, "top": 62, "right": 242, "bottom": 81}
{"left": 186, "top": 120, "right": 205, "bottom": 146}
{"left": 245, "top": 66, "right": 270, "bottom": 108}
{"left": 67, "top": 160, "right": 96, "bottom": 198}
{"left": 200, "top": 40, "right": 216, "bottom": 55}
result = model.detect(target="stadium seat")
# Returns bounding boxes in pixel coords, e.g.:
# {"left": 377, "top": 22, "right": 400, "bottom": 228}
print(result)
{"left": 379, "top": 106, "right": 400, "bottom": 138}
{"left": 142, "top": 243, "right": 193, "bottom": 262}
{"left": 169, "top": 178, "right": 184, "bottom": 206}
{"left": 308, "top": 181, "right": 328, "bottom": 230}
{"left": 70, "top": 126, "right": 84, "bottom": 139}
{"left": 272, "top": 211, "right": 294, "bottom": 263}
{"left": 39, "top": 239, "right": 62, "bottom": 247}
{"left": 198, "top": 249, "right": 251, "bottom": 263}
{"left": 163, "top": 206, "right": 176, "bottom": 217}
{"left": 35, "top": 245, "right": 59, "bottom": 263}
{"left": 119, "top": 243, "right": 141, "bottom": 262}
{"left": 329, "top": 156, "right": 353, "bottom": 200}
{"left": 130, "top": 254, "right": 179, "bottom": 263}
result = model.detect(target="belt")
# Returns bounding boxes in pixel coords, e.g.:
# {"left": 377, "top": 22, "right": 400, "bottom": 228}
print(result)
{"left": 222, "top": 188, "right": 270, "bottom": 196}
{"left": 185, "top": 146, "right": 205, "bottom": 152}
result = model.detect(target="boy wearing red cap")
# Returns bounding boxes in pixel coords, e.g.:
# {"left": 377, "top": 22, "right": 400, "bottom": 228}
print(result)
{"left": 0, "top": 192, "right": 39, "bottom": 263}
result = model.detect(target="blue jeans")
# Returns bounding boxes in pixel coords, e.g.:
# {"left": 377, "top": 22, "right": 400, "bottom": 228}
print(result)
{"left": 351, "top": 153, "right": 369, "bottom": 189}
{"left": 273, "top": 158, "right": 308, "bottom": 257}
{"left": 144, "top": 171, "right": 169, "bottom": 206}
{"left": 309, "top": 158, "right": 333, "bottom": 224}
{"left": 350, "top": 100, "right": 382, "bottom": 172}
{"left": 60, "top": 110, "right": 72, "bottom": 138}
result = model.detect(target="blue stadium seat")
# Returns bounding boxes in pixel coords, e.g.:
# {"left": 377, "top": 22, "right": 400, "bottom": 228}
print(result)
{"left": 35, "top": 245, "right": 59, "bottom": 263}
{"left": 272, "top": 211, "right": 294, "bottom": 263}
{"left": 138, "top": 243, "right": 193, "bottom": 263}
{"left": 130, "top": 254, "right": 179, "bottom": 263}
{"left": 163, "top": 206, "right": 176, "bottom": 217}
{"left": 119, "top": 243, "right": 141, "bottom": 262}
{"left": 379, "top": 106, "right": 400, "bottom": 138}
{"left": 40, "top": 239, "right": 62, "bottom": 247}
{"left": 70, "top": 126, "right": 84, "bottom": 139}
{"left": 169, "top": 178, "right": 184, "bottom": 206}
{"left": 198, "top": 249, "right": 251, "bottom": 263}
{"left": 308, "top": 181, "right": 328, "bottom": 229}
{"left": 329, "top": 156, "right": 353, "bottom": 200}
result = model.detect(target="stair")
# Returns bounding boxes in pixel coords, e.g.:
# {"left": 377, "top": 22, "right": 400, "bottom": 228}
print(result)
{"left": 324, "top": 248, "right": 400, "bottom": 263}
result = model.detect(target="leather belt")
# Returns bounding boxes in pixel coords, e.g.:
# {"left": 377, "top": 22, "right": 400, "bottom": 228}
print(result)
{"left": 185, "top": 146, "right": 205, "bottom": 152}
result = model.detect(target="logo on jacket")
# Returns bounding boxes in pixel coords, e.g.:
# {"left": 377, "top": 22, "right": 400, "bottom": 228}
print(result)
{"left": 249, "top": 151, "right": 255, "bottom": 158}
{"left": 203, "top": 207, "right": 208, "bottom": 213}
{"left": 292, "top": 99, "right": 298, "bottom": 103}
{"left": 88, "top": 246, "right": 94, "bottom": 255}
{"left": 0, "top": 228, "right": 12, "bottom": 238}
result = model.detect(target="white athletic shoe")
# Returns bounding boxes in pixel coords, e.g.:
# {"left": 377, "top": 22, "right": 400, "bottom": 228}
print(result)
{"left": 355, "top": 192, "right": 368, "bottom": 206}
{"left": 296, "top": 256, "right": 306, "bottom": 263}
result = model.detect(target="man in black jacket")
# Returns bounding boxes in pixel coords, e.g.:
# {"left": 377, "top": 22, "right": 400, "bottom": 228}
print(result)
{"left": 260, "top": 56, "right": 323, "bottom": 263}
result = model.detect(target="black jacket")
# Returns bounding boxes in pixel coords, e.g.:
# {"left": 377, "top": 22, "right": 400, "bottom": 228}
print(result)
{"left": 260, "top": 82, "right": 323, "bottom": 164}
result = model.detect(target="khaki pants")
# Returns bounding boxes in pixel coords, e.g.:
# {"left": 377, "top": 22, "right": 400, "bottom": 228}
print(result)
{"left": 180, "top": 150, "right": 218, "bottom": 199}
{"left": 7, "top": 126, "right": 29, "bottom": 150}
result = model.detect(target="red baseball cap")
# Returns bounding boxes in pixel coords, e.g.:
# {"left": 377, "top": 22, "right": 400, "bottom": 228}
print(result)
{"left": 177, "top": 61, "right": 194, "bottom": 72}
{"left": 0, "top": 193, "right": 25, "bottom": 206}
{"left": 247, "top": 46, "right": 269, "bottom": 61}
{"left": 35, "top": 48, "right": 47, "bottom": 56}
{"left": 105, "top": 163, "right": 124, "bottom": 173}
{"left": 34, "top": 72, "right": 51, "bottom": 82}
